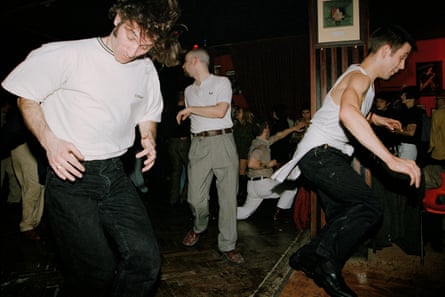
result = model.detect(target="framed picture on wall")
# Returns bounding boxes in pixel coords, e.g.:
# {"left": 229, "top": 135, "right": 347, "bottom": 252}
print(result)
{"left": 416, "top": 61, "right": 442, "bottom": 95}
{"left": 313, "top": 0, "right": 368, "bottom": 47}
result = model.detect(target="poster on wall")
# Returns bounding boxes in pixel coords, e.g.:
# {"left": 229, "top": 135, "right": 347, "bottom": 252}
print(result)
{"left": 314, "top": 0, "right": 366, "bottom": 47}
{"left": 416, "top": 61, "right": 442, "bottom": 95}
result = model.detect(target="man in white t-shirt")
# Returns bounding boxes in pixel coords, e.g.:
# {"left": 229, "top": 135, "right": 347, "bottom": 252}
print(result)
{"left": 176, "top": 48, "right": 244, "bottom": 264}
{"left": 1, "top": 1, "right": 182, "bottom": 296}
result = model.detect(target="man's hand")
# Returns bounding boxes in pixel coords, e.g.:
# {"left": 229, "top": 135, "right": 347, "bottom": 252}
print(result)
{"left": 176, "top": 107, "right": 191, "bottom": 124}
{"left": 137, "top": 135, "right": 157, "bottom": 172}
{"left": 46, "top": 134, "right": 85, "bottom": 181}
{"left": 386, "top": 156, "right": 422, "bottom": 188}
{"left": 371, "top": 113, "right": 403, "bottom": 133}
{"left": 294, "top": 121, "right": 307, "bottom": 132}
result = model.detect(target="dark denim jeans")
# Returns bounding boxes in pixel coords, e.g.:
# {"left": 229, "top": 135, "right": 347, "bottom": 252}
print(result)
{"left": 299, "top": 145, "right": 383, "bottom": 269}
{"left": 45, "top": 157, "right": 160, "bottom": 297}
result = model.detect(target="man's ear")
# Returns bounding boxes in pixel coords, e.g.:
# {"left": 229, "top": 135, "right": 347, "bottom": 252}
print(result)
{"left": 380, "top": 44, "right": 392, "bottom": 59}
{"left": 114, "top": 14, "right": 122, "bottom": 26}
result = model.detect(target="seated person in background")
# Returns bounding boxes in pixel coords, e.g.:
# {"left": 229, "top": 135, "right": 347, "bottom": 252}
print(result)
{"left": 237, "top": 120, "right": 305, "bottom": 220}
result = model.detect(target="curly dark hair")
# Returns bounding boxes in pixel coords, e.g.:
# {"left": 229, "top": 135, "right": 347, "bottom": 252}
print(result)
{"left": 109, "top": 0, "right": 183, "bottom": 67}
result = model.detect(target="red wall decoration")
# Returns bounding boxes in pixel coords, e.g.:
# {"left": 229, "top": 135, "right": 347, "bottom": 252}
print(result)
{"left": 377, "top": 38, "right": 445, "bottom": 117}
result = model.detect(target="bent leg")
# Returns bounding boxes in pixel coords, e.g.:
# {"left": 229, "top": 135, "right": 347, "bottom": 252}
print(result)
{"left": 277, "top": 188, "right": 298, "bottom": 210}
{"left": 237, "top": 181, "right": 263, "bottom": 220}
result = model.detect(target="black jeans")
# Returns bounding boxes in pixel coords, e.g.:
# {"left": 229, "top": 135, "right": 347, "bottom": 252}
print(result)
{"left": 299, "top": 145, "right": 383, "bottom": 269}
{"left": 45, "top": 158, "right": 160, "bottom": 297}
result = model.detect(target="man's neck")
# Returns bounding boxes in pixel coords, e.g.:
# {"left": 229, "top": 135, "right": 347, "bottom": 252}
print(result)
{"left": 195, "top": 72, "right": 211, "bottom": 86}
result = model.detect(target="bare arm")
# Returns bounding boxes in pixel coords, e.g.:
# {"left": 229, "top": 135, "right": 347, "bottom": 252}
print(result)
{"left": 336, "top": 74, "right": 421, "bottom": 187}
{"left": 137, "top": 120, "right": 158, "bottom": 172}
{"left": 369, "top": 113, "right": 402, "bottom": 132}
{"left": 248, "top": 156, "right": 278, "bottom": 170}
{"left": 397, "top": 123, "right": 417, "bottom": 137}
{"left": 176, "top": 102, "right": 229, "bottom": 124}
{"left": 272, "top": 122, "right": 306, "bottom": 143}
{"left": 17, "top": 98, "right": 85, "bottom": 181}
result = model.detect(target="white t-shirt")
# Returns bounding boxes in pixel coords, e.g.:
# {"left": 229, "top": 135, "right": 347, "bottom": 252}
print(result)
{"left": 2, "top": 38, "right": 163, "bottom": 160}
{"left": 185, "top": 74, "right": 233, "bottom": 133}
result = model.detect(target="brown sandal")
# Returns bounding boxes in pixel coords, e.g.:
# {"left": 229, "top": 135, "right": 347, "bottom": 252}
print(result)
{"left": 220, "top": 250, "right": 244, "bottom": 264}
{"left": 182, "top": 230, "right": 200, "bottom": 246}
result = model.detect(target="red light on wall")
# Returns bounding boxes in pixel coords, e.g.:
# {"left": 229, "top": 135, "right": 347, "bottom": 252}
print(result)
{"left": 192, "top": 44, "right": 199, "bottom": 49}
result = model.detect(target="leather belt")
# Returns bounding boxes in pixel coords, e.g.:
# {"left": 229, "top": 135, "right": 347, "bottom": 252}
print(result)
{"left": 192, "top": 128, "right": 233, "bottom": 137}
{"left": 249, "top": 176, "right": 268, "bottom": 181}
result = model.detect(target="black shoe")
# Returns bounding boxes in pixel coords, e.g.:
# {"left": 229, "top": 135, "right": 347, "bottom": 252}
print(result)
{"left": 289, "top": 247, "right": 318, "bottom": 277}
{"left": 289, "top": 249, "right": 357, "bottom": 297}
{"left": 313, "top": 261, "right": 357, "bottom": 297}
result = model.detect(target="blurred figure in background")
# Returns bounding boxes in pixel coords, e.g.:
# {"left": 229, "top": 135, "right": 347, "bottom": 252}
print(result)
{"left": 1, "top": 97, "right": 21, "bottom": 205}
{"left": 166, "top": 91, "right": 191, "bottom": 206}
{"left": 396, "top": 86, "right": 424, "bottom": 162}
{"left": 232, "top": 99, "right": 257, "bottom": 205}
{"left": 270, "top": 103, "right": 293, "bottom": 167}
{"left": 371, "top": 91, "right": 401, "bottom": 155}
{"left": 429, "top": 91, "right": 445, "bottom": 166}
{"left": 291, "top": 106, "right": 311, "bottom": 150}
{"left": 1, "top": 97, "right": 46, "bottom": 240}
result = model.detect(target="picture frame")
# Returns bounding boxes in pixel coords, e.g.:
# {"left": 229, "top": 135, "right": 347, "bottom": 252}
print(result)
{"left": 313, "top": 0, "right": 367, "bottom": 48}
{"left": 416, "top": 61, "right": 442, "bottom": 95}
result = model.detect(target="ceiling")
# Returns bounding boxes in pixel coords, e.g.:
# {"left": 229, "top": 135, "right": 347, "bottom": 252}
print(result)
{"left": 1, "top": 0, "right": 444, "bottom": 79}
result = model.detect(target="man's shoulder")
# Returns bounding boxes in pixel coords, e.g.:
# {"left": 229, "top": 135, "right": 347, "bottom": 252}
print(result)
{"left": 29, "top": 38, "right": 96, "bottom": 59}
{"left": 41, "top": 38, "right": 95, "bottom": 50}
{"left": 250, "top": 138, "right": 267, "bottom": 149}
{"left": 208, "top": 74, "right": 230, "bottom": 84}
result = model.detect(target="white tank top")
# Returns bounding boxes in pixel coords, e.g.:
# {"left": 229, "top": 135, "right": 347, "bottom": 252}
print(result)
{"left": 272, "top": 64, "right": 375, "bottom": 181}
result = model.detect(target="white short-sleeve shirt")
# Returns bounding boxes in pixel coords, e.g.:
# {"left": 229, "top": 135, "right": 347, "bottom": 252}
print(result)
{"left": 2, "top": 38, "right": 163, "bottom": 160}
{"left": 184, "top": 74, "right": 233, "bottom": 133}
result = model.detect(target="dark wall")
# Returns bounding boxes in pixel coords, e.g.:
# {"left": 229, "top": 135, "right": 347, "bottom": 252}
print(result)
{"left": 228, "top": 35, "right": 310, "bottom": 121}
{"left": 369, "top": 0, "right": 445, "bottom": 41}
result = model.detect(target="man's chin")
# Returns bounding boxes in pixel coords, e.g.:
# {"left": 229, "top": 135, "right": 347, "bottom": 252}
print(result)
{"left": 115, "top": 56, "right": 130, "bottom": 64}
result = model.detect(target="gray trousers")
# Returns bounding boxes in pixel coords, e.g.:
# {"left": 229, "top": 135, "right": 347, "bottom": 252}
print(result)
{"left": 187, "top": 133, "right": 239, "bottom": 252}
